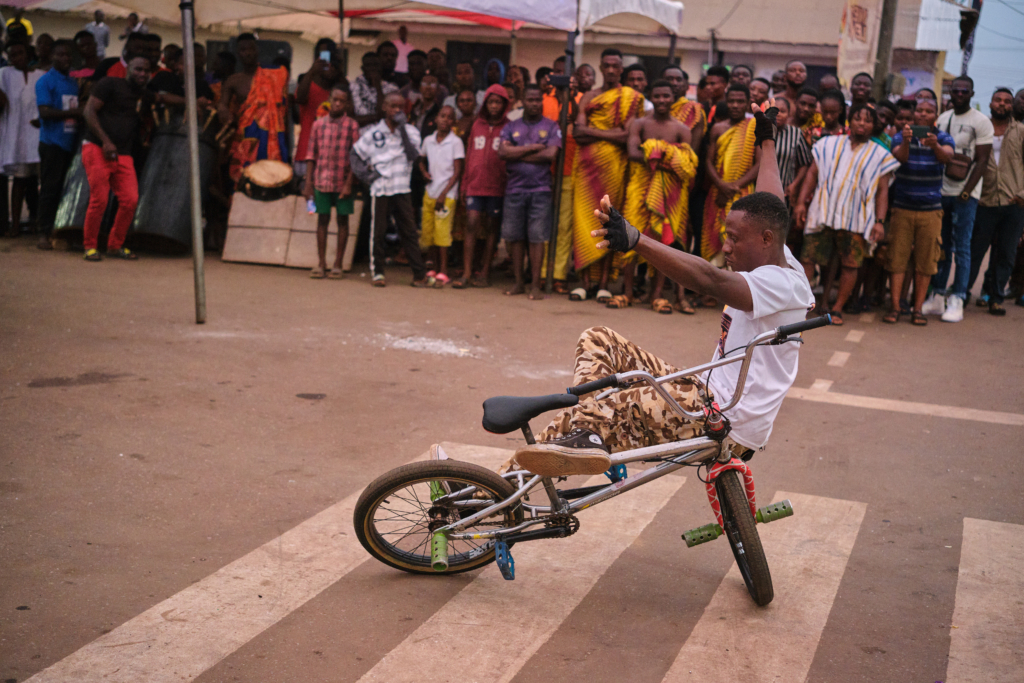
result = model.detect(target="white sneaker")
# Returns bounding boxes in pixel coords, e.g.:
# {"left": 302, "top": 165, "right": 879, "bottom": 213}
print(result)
{"left": 921, "top": 292, "right": 946, "bottom": 316}
{"left": 941, "top": 296, "right": 964, "bottom": 322}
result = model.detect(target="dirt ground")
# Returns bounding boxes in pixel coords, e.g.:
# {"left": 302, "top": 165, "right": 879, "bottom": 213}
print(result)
{"left": 2, "top": 240, "right": 1023, "bottom": 682}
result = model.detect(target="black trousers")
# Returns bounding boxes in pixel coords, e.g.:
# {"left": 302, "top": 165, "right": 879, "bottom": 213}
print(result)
{"left": 369, "top": 193, "right": 426, "bottom": 280}
{"left": 968, "top": 204, "right": 1024, "bottom": 303}
{"left": 38, "top": 142, "right": 76, "bottom": 237}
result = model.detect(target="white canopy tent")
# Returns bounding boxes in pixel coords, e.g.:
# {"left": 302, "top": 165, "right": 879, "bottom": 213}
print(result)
{"left": 27, "top": 0, "right": 684, "bottom": 321}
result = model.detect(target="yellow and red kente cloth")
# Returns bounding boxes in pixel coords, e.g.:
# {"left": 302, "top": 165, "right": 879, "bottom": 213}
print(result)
{"left": 671, "top": 96, "right": 706, "bottom": 135}
{"left": 228, "top": 66, "right": 290, "bottom": 183}
{"left": 622, "top": 139, "right": 698, "bottom": 262}
{"left": 800, "top": 111, "right": 825, "bottom": 147}
{"left": 572, "top": 86, "right": 644, "bottom": 270}
{"left": 702, "top": 118, "right": 757, "bottom": 260}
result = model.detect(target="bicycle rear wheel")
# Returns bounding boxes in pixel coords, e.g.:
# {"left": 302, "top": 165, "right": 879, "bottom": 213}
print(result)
{"left": 354, "top": 460, "right": 524, "bottom": 574}
{"left": 716, "top": 469, "right": 774, "bottom": 606}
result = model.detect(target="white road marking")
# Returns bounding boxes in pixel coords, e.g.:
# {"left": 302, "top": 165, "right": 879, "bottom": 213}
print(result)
{"left": 358, "top": 472, "right": 686, "bottom": 683}
{"left": 844, "top": 330, "right": 865, "bottom": 343}
{"left": 661, "top": 492, "right": 866, "bottom": 683}
{"left": 946, "top": 518, "right": 1024, "bottom": 682}
{"left": 827, "top": 351, "right": 850, "bottom": 367}
{"left": 25, "top": 443, "right": 510, "bottom": 683}
{"left": 859, "top": 312, "right": 875, "bottom": 323}
{"left": 809, "top": 379, "right": 834, "bottom": 392}
{"left": 788, "top": 386, "right": 1024, "bottom": 426}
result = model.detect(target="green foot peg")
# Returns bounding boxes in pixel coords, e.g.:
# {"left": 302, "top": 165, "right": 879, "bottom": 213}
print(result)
{"left": 431, "top": 531, "right": 448, "bottom": 572}
{"left": 682, "top": 522, "right": 723, "bottom": 547}
{"left": 756, "top": 499, "right": 794, "bottom": 524}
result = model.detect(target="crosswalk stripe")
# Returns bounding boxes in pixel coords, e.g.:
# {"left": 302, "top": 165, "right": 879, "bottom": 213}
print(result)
{"left": 25, "top": 442, "right": 510, "bottom": 683}
{"left": 946, "top": 518, "right": 1024, "bottom": 682}
{"left": 827, "top": 351, "right": 850, "bottom": 367}
{"left": 661, "top": 491, "right": 866, "bottom": 683}
{"left": 357, "top": 471, "right": 686, "bottom": 683}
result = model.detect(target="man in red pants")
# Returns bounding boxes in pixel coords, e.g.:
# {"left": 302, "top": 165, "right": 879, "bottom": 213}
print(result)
{"left": 80, "top": 55, "right": 151, "bottom": 261}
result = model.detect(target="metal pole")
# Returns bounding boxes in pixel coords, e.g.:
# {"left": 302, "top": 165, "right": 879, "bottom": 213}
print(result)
{"left": 667, "top": 33, "right": 677, "bottom": 63}
{"left": 545, "top": 30, "right": 576, "bottom": 294}
{"left": 180, "top": 0, "right": 206, "bottom": 323}
{"left": 871, "top": 0, "right": 898, "bottom": 101}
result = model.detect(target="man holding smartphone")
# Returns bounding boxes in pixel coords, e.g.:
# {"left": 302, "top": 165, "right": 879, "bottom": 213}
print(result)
{"left": 884, "top": 98, "right": 955, "bottom": 325}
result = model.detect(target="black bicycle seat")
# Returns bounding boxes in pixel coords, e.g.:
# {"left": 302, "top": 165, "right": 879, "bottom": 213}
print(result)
{"left": 482, "top": 393, "right": 580, "bottom": 434}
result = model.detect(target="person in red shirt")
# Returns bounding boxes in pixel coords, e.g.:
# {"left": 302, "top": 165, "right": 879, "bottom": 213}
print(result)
{"left": 295, "top": 39, "right": 345, "bottom": 176}
{"left": 453, "top": 83, "right": 508, "bottom": 288}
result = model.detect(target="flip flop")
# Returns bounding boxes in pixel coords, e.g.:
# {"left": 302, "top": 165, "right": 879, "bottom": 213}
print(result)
{"left": 451, "top": 278, "right": 468, "bottom": 289}
{"left": 882, "top": 310, "right": 900, "bottom": 324}
{"left": 553, "top": 280, "right": 570, "bottom": 295}
{"left": 327, "top": 267, "right": 343, "bottom": 279}
{"left": 595, "top": 289, "right": 613, "bottom": 303}
{"left": 673, "top": 298, "right": 696, "bottom": 315}
{"left": 606, "top": 294, "right": 633, "bottom": 309}
{"left": 569, "top": 287, "right": 587, "bottom": 302}
{"left": 310, "top": 266, "right": 326, "bottom": 279}
{"left": 652, "top": 298, "right": 673, "bottom": 314}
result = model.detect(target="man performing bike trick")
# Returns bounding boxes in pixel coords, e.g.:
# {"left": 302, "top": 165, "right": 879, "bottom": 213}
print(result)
{"left": 514, "top": 103, "right": 816, "bottom": 478}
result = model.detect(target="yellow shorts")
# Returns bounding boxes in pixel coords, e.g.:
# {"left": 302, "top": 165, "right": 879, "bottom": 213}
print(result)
{"left": 420, "top": 195, "right": 456, "bottom": 249}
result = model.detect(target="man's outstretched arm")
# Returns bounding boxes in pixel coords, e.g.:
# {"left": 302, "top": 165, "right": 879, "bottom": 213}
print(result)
{"left": 753, "top": 102, "right": 784, "bottom": 201}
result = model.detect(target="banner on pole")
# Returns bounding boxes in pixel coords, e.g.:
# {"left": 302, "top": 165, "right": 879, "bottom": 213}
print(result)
{"left": 836, "top": 0, "right": 883, "bottom": 89}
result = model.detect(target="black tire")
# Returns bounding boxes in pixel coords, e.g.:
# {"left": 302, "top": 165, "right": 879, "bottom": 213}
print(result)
{"left": 716, "top": 469, "right": 774, "bottom": 606}
{"left": 354, "top": 460, "right": 524, "bottom": 574}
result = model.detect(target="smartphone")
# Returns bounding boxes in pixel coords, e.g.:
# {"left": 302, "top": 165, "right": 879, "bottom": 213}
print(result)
{"left": 319, "top": 50, "right": 331, "bottom": 63}
{"left": 910, "top": 125, "right": 932, "bottom": 139}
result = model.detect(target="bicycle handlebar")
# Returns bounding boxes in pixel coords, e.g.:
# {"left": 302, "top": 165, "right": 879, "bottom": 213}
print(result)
{"left": 567, "top": 375, "right": 619, "bottom": 396}
{"left": 776, "top": 314, "right": 832, "bottom": 340}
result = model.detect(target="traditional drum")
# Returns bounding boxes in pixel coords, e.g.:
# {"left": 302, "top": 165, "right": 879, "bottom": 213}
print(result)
{"left": 236, "top": 159, "right": 295, "bottom": 201}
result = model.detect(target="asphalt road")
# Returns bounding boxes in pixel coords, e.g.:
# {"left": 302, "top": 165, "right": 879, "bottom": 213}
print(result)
{"left": 2, "top": 240, "right": 1022, "bottom": 683}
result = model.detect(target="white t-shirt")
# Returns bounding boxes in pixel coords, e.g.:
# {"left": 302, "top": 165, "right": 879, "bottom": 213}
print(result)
{"left": 704, "top": 246, "right": 815, "bottom": 450}
{"left": 352, "top": 120, "right": 421, "bottom": 197}
{"left": 937, "top": 108, "right": 995, "bottom": 199}
{"left": 420, "top": 130, "right": 465, "bottom": 200}
{"left": 993, "top": 133, "right": 1004, "bottom": 166}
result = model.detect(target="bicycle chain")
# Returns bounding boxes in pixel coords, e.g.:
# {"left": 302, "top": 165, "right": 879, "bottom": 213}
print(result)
{"left": 544, "top": 512, "right": 580, "bottom": 537}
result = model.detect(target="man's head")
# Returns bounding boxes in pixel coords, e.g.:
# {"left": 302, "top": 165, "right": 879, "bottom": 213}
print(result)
{"left": 726, "top": 83, "right": 750, "bottom": 123}
{"left": 914, "top": 98, "right": 939, "bottom": 127}
{"left": 774, "top": 96, "right": 791, "bottom": 126}
{"left": 576, "top": 64, "right": 596, "bottom": 92}
{"left": 949, "top": 76, "right": 974, "bottom": 111}
{"left": 724, "top": 192, "right": 790, "bottom": 271}
{"left": 407, "top": 50, "right": 427, "bottom": 82}
{"left": 383, "top": 92, "right": 405, "bottom": 122}
{"left": 795, "top": 87, "right": 819, "bottom": 126}
{"left": 485, "top": 59, "right": 504, "bottom": 86}
{"left": 127, "top": 12, "right": 139, "bottom": 26}
{"left": 850, "top": 72, "right": 873, "bottom": 104}
{"left": 435, "top": 104, "right": 455, "bottom": 134}
{"left": 419, "top": 72, "right": 439, "bottom": 101}
{"left": 705, "top": 65, "right": 729, "bottom": 103}
{"left": 213, "top": 51, "right": 236, "bottom": 79}
{"left": 329, "top": 86, "right": 350, "bottom": 117}
{"left": 507, "top": 64, "right": 524, "bottom": 93}
{"left": 649, "top": 79, "right": 674, "bottom": 115}
{"left": 818, "top": 73, "right": 839, "bottom": 92}
{"left": 128, "top": 55, "right": 151, "bottom": 88}
{"left": 894, "top": 99, "right": 915, "bottom": 129}
{"left": 123, "top": 31, "right": 147, "bottom": 61}
{"left": 730, "top": 64, "right": 753, "bottom": 87}
{"left": 536, "top": 66, "right": 553, "bottom": 93}
{"left": 162, "top": 44, "right": 183, "bottom": 72}
{"left": 749, "top": 77, "right": 770, "bottom": 106}
{"left": 194, "top": 44, "right": 207, "bottom": 73}
{"left": 523, "top": 84, "right": 544, "bottom": 118}
{"left": 553, "top": 55, "right": 566, "bottom": 76}
{"left": 398, "top": 25, "right": 408, "bottom": 43}
{"left": 599, "top": 48, "right": 623, "bottom": 88}
{"left": 52, "top": 39, "right": 74, "bottom": 74}
{"left": 696, "top": 77, "right": 709, "bottom": 104}
{"left": 484, "top": 90, "right": 507, "bottom": 121}
{"left": 991, "top": 88, "right": 1014, "bottom": 121}
{"left": 661, "top": 65, "right": 688, "bottom": 100}
{"left": 456, "top": 88, "right": 477, "bottom": 117}
{"left": 36, "top": 34, "right": 54, "bottom": 62}
{"left": 785, "top": 60, "right": 807, "bottom": 90}
{"left": 94, "top": 9, "right": 105, "bottom": 23}
{"left": 914, "top": 87, "right": 938, "bottom": 102}
{"left": 771, "top": 69, "right": 786, "bottom": 94}
{"left": 142, "top": 34, "right": 162, "bottom": 69}
{"left": 377, "top": 41, "right": 398, "bottom": 74}
{"left": 427, "top": 47, "right": 446, "bottom": 74}
{"left": 820, "top": 89, "right": 846, "bottom": 129}
{"left": 314, "top": 38, "right": 336, "bottom": 60}
{"left": 455, "top": 61, "right": 475, "bottom": 90}
{"left": 1014, "top": 88, "right": 1024, "bottom": 121}
{"left": 73, "top": 31, "right": 97, "bottom": 61}
{"left": 236, "top": 33, "right": 258, "bottom": 69}
{"left": 5, "top": 41, "right": 29, "bottom": 71}
{"left": 875, "top": 100, "right": 896, "bottom": 134}
{"left": 847, "top": 102, "right": 877, "bottom": 142}
{"left": 361, "top": 51, "right": 382, "bottom": 80}
{"left": 623, "top": 64, "right": 647, "bottom": 94}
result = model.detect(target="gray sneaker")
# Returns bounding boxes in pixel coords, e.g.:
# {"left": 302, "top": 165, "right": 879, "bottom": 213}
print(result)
{"left": 513, "top": 429, "right": 612, "bottom": 477}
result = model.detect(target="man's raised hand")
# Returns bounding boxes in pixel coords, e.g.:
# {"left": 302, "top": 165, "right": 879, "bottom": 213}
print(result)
{"left": 591, "top": 194, "right": 640, "bottom": 252}
{"left": 751, "top": 99, "right": 778, "bottom": 147}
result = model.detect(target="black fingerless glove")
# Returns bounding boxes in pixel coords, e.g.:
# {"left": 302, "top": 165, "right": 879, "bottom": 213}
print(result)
{"left": 753, "top": 106, "right": 779, "bottom": 147}
{"left": 604, "top": 205, "right": 641, "bottom": 252}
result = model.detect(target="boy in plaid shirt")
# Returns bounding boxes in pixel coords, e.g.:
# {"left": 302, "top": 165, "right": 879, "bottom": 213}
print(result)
{"left": 304, "top": 87, "right": 360, "bottom": 278}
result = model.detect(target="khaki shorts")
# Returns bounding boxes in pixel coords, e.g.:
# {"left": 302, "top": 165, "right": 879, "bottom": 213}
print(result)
{"left": 886, "top": 208, "right": 943, "bottom": 275}
{"left": 801, "top": 227, "right": 866, "bottom": 269}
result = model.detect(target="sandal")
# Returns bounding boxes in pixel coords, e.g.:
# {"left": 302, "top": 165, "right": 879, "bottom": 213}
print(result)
{"left": 606, "top": 294, "right": 633, "bottom": 309}
{"left": 569, "top": 287, "right": 587, "bottom": 302}
{"left": 310, "top": 266, "right": 326, "bottom": 279}
{"left": 371, "top": 274, "right": 386, "bottom": 287}
{"left": 673, "top": 298, "right": 696, "bottom": 315}
{"left": 652, "top": 298, "right": 673, "bottom": 314}
{"left": 470, "top": 275, "right": 489, "bottom": 288}
{"left": 327, "top": 267, "right": 343, "bottom": 279}
{"left": 882, "top": 310, "right": 900, "bottom": 324}
{"left": 553, "top": 280, "right": 570, "bottom": 295}
{"left": 433, "top": 272, "right": 450, "bottom": 287}
{"left": 106, "top": 247, "right": 138, "bottom": 260}
{"left": 451, "top": 278, "right": 468, "bottom": 289}
{"left": 595, "top": 289, "right": 613, "bottom": 304}
{"left": 828, "top": 310, "right": 844, "bottom": 326}
{"left": 911, "top": 311, "right": 928, "bottom": 326}
{"left": 83, "top": 248, "right": 102, "bottom": 262}
{"left": 989, "top": 301, "right": 1007, "bottom": 316}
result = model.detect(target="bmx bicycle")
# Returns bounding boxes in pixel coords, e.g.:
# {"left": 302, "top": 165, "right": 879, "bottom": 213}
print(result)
{"left": 354, "top": 314, "right": 832, "bottom": 606}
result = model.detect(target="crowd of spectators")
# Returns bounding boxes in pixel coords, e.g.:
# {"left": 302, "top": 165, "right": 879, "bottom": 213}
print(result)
{"left": 3, "top": 14, "right": 1023, "bottom": 323}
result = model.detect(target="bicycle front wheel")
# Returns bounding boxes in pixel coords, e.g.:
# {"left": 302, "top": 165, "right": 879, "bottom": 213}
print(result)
{"left": 354, "top": 460, "right": 524, "bottom": 574}
{"left": 716, "top": 469, "right": 774, "bottom": 606}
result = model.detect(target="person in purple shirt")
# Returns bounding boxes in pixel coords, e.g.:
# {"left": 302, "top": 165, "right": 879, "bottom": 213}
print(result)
{"left": 497, "top": 83, "right": 562, "bottom": 299}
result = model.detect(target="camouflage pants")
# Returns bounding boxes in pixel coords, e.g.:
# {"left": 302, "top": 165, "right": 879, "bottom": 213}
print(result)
{"left": 538, "top": 327, "right": 703, "bottom": 453}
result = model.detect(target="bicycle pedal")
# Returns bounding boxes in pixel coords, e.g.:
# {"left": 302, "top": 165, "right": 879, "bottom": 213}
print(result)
{"left": 682, "top": 522, "right": 723, "bottom": 548}
{"left": 755, "top": 499, "right": 794, "bottom": 524}
{"left": 495, "top": 540, "right": 515, "bottom": 580}
{"left": 604, "top": 464, "right": 628, "bottom": 482}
